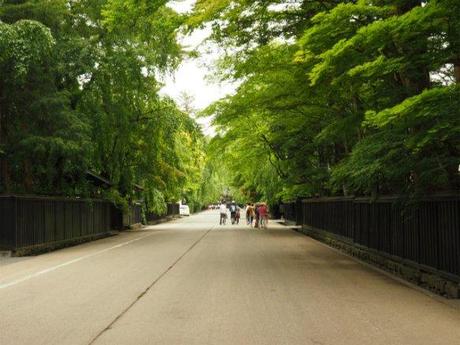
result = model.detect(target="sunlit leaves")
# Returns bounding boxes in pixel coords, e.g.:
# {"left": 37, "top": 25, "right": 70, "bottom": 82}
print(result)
{"left": 102, "top": 0, "right": 182, "bottom": 70}
{"left": 0, "top": 20, "right": 54, "bottom": 79}
{"left": 0, "top": 0, "right": 209, "bottom": 209}
{"left": 192, "top": 0, "right": 460, "bottom": 201}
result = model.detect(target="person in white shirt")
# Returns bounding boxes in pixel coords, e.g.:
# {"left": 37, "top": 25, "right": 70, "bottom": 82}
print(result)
{"left": 219, "top": 203, "right": 228, "bottom": 225}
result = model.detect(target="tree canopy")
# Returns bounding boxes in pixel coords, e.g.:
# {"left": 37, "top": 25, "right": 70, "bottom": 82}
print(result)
{"left": 190, "top": 0, "right": 460, "bottom": 205}
{"left": 1, "top": 0, "right": 459, "bottom": 213}
{"left": 0, "top": 0, "right": 216, "bottom": 213}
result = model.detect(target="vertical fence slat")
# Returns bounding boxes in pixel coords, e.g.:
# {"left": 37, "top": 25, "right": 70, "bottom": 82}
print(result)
{"left": 0, "top": 196, "right": 15, "bottom": 249}
{"left": 284, "top": 195, "right": 460, "bottom": 278}
{"left": 0, "top": 196, "right": 114, "bottom": 252}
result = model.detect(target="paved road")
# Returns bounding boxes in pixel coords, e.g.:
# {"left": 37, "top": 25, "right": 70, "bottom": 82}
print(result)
{"left": 1, "top": 211, "right": 460, "bottom": 345}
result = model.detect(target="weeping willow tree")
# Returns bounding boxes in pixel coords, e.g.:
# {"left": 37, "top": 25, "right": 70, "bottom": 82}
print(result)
{"left": 0, "top": 0, "right": 215, "bottom": 212}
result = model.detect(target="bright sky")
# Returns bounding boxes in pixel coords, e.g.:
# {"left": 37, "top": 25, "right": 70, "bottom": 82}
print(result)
{"left": 161, "top": 0, "right": 236, "bottom": 136}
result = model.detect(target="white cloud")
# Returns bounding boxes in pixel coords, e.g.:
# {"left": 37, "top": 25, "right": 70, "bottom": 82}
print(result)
{"left": 167, "top": 0, "right": 195, "bottom": 14}
{"left": 160, "top": 53, "right": 235, "bottom": 111}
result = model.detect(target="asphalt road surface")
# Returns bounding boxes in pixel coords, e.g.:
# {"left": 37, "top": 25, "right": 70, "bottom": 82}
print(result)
{"left": 1, "top": 210, "right": 460, "bottom": 345}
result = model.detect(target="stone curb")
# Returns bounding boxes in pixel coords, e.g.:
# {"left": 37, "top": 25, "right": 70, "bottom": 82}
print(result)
{"left": 12, "top": 232, "right": 118, "bottom": 257}
{"left": 146, "top": 215, "right": 181, "bottom": 226}
{"left": 296, "top": 226, "right": 460, "bottom": 299}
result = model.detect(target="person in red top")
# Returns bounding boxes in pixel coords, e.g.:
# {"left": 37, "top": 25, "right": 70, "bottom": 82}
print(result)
{"left": 258, "top": 203, "right": 269, "bottom": 229}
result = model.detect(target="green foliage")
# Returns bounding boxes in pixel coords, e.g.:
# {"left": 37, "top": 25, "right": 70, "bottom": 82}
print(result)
{"left": 342, "top": 85, "right": 460, "bottom": 194}
{"left": 102, "top": 1, "right": 182, "bottom": 70}
{"left": 0, "top": 1, "right": 214, "bottom": 213}
{"left": 192, "top": 0, "right": 460, "bottom": 203}
{"left": 0, "top": 19, "right": 88, "bottom": 194}
{"left": 3, "top": 0, "right": 459, "bottom": 213}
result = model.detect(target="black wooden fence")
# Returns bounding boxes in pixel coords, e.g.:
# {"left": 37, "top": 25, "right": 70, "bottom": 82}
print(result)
{"left": 0, "top": 196, "right": 182, "bottom": 253}
{"left": 129, "top": 204, "right": 142, "bottom": 225}
{"left": 280, "top": 201, "right": 303, "bottom": 225}
{"left": 0, "top": 195, "right": 111, "bottom": 252}
{"left": 110, "top": 204, "right": 143, "bottom": 230}
{"left": 167, "top": 203, "right": 180, "bottom": 216}
{"left": 282, "top": 196, "right": 460, "bottom": 278}
{"left": 146, "top": 203, "right": 180, "bottom": 223}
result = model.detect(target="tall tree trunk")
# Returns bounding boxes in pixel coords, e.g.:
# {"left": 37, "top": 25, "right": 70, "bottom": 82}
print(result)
{"left": 0, "top": 160, "right": 11, "bottom": 193}
{"left": 454, "top": 59, "right": 460, "bottom": 84}
{"left": 23, "top": 160, "right": 33, "bottom": 193}
{"left": 396, "top": 0, "right": 423, "bottom": 15}
{"left": 0, "top": 82, "right": 10, "bottom": 192}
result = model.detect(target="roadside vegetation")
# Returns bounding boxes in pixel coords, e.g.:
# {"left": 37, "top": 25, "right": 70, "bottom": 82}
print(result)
{"left": 0, "top": 1, "right": 219, "bottom": 213}
{"left": 192, "top": 0, "right": 460, "bottom": 205}
{"left": 1, "top": 1, "right": 459, "bottom": 213}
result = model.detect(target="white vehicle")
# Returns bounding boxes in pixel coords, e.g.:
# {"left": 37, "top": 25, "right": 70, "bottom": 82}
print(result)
{"left": 179, "top": 204, "right": 190, "bottom": 216}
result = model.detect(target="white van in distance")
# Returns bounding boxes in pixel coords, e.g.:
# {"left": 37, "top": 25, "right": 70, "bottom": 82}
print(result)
{"left": 179, "top": 204, "right": 190, "bottom": 216}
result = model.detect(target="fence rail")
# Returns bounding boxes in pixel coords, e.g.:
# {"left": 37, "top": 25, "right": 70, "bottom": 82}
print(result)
{"left": 0, "top": 196, "right": 182, "bottom": 253}
{"left": 282, "top": 196, "right": 460, "bottom": 278}
{"left": 0, "top": 195, "right": 111, "bottom": 251}
{"left": 146, "top": 203, "right": 180, "bottom": 224}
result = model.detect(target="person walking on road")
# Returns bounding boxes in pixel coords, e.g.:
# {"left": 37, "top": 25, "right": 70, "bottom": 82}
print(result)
{"left": 254, "top": 203, "right": 260, "bottom": 228}
{"left": 259, "top": 203, "right": 269, "bottom": 229}
{"left": 246, "top": 204, "right": 255, "bottom": 227}
{"left": 235, "top": 207, "right": 241, "bottom": 224}
{"left": 229, "top": 201, "right": 238, "bottom": 224}
{"left": 219, "top": 203, "right": 228, "bottom": 225}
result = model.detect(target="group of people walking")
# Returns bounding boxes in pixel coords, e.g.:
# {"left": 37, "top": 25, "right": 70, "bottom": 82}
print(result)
{"left": 219, "top": 201, "right": 269, "bottom": 229}
{"left": 219, "top": 202, "right": 240, "bottom": 225}
{"left": 245, "top": 203, "right": 269, "bottom": 228}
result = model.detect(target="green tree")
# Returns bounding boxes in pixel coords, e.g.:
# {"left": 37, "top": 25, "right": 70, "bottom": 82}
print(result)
{"left": 0, "top": 19, "right": 88, "bottom": 194}
{"left": 0, "top": 0, "right": 216, "bottom": 213}
{"left": 191, "top": 0, "right": 460, "bottom": 203}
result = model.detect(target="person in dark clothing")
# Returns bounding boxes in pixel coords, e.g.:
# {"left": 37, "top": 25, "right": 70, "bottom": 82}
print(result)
{"left": 229, "top": 201, "right": 237, "bottom": 224}
{"left": 254, "top": 204, "right": 260, "bottom": 228}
